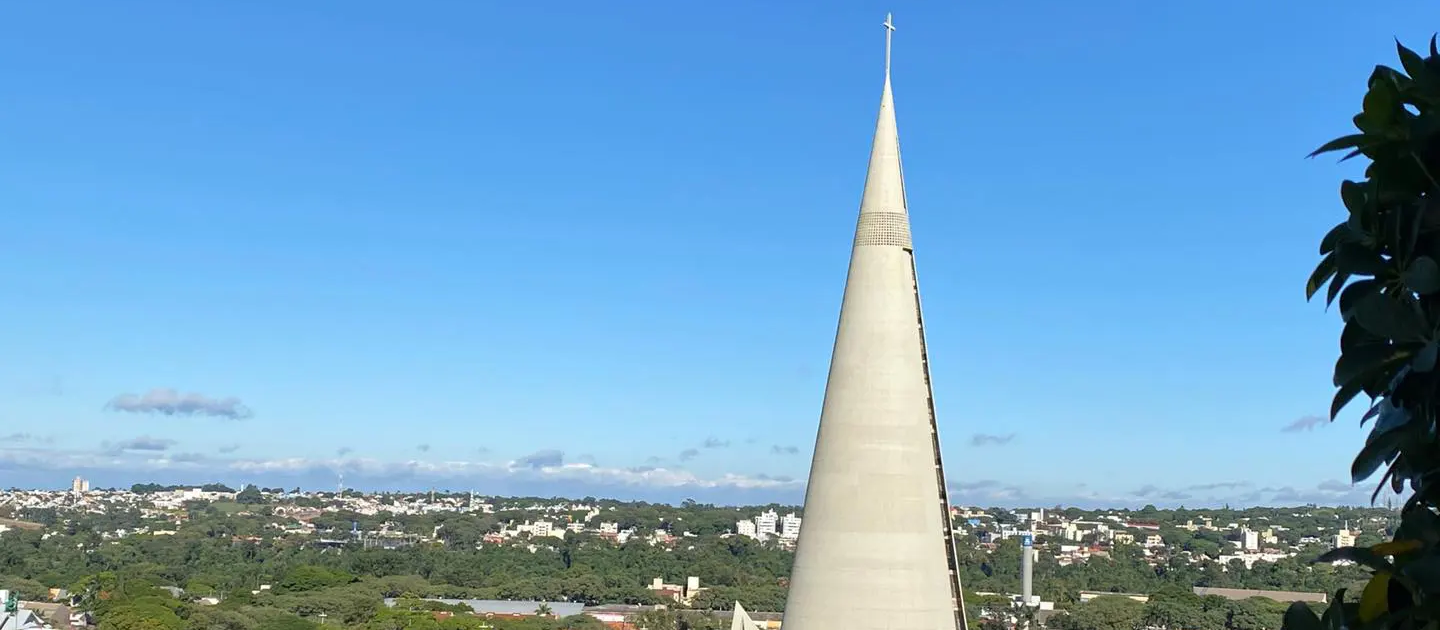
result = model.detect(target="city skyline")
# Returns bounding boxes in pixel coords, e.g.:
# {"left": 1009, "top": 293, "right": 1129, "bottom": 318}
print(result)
{"left": 0, "top": 1, "right": 1431, "bottom": 509}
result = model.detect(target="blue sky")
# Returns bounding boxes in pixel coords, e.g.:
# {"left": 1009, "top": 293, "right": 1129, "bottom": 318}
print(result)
{"left": 0, "top": 0, "right": 1429, "bottom": 507}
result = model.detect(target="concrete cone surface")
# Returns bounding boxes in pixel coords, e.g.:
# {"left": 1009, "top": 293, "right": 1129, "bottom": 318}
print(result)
{"left": 781, "top": 16, "right": 964, "bottom": 630}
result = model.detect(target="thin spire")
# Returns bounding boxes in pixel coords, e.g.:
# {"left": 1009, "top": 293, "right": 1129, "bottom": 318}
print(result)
{"left": 856, "top": 11, "right": 907, "bottom": 227}
{"left": 883, "top": 13, "right": 896, "bottom": 79}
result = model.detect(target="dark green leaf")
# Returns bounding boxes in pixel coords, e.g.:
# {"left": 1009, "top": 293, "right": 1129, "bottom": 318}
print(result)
{"left": 1387, "top": 364, "right": 1413, "bottom": 392}
{"left": 1333, "top": 343, "right": 1411, "bottom": 388}
{"left": 1362, "top": 400, "right": 1382, "bottom": 423}
{"left": 1399, "top": 555, "right": 1440, "bottom": 586}
{"left": 1315, "top": 545, "right": 1395, "bottom": 572}
{"left": 1347, "top": 206, "right": 1366, "bottom": 234}
{"left": 1334, "top": 243, "right": 1387, "bottom": 277}
{"left": 1325, "top": 271, "right": 1349, "bottom": 308}
{"left": 1404, "top": 256, "right": 1440, "bottom": 294}
{"left": 1373, "top": 465, "right": 1396, "bottom": 504}
{"left": 1364, "top": 80, "right": 1398, "bottom": 126}
{"left": 1320, "top": 590, "right": 1346, "bottom": 630}
{"left": 1351, "top": 293, "right": 1429, "bottom": 341}
{"left": 1309, "top": 134, "right": 1371, "bottom": 158}
{"left": 1369, "top": 64, "right": 1403, "bottom": 89}
{"left": 1353, "top": 428, "right": 1407, "bottom": 483}
{"left": 1340, "top": 180, "right": 1366, "bottom": 213}
{"left": 1354, "top": 112, "right": 1377, "bottom": 134}
{"left": 1338, "top": 279, "right": 1379, "bottom": 321}
{"left": 1398, "top": 39, "right": 1428, "bottom": 80}
{"left": 1282, "top": 601, "right": 1323, "bottom": 630}
{"left": 1307, "top": 254, "right": 1338, "bottom": 301}
{"left": 1414, "top": 341, "right": 1440, "bottom": 373}
{"left": 1369, "top": 399, "right": 1410, "bottom": 433}
{"left": 1319, "top": 222, "right": 1353, "bottom": 255}
{"left": 1331, "top": 380, "right": 1366, "bottom": 420}
{"left": 1397, "top": 505, "right": 1440, "bottom": 546}
{"left": 1431, "top": 34, "right": 1438, "bottom": 58}
{"left": 1341, "top": 319, "right": 1379, "bottom": 353}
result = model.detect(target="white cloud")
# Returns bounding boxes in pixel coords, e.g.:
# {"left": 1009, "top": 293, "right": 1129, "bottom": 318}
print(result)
{"left": 0, "top": 443, "right": 1392, "bottom": 509}
{"left": 0, "top": 444, "right": 802, "bottom": 500}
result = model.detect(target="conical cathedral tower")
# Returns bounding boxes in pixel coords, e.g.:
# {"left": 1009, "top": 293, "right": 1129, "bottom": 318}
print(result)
{"left": 783, "top": 15, "right": 966, "bottom": 630}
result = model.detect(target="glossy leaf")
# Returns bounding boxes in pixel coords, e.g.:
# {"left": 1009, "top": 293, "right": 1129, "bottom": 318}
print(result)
{"left": 1282, "top": 601, "right": 1323, "bottom": 630}
{"left": 1354, "top": 112, "right": 1377, "bottom": 134}
{"left": 1325, "top": 271, "right": 1350, "bottom": 308}
{"left": 1338, "top": 279, "right": 1379, "bottom": 321}
{"left": 1307, "top": 254, "right": 1338, "bottom": 300}
{"left": 1334, "top": 243, "right": 1388, "bottom": 277}
{"left": 1309, "top": 134, "right": 1371, "bottom": 158}
{"left": 1363, "top": 79, "right": 1398, "bottom": 126}
{"left": 1404, "top": 256, "right": 1440, "bottom": 294}
{"left": 1369, "top": 400, "right": 1411, "bottom": 434}
{"left": 1352, "top": 428, "right": 1407, "bottom": 483}
{"left": 1333, "top": 343, "right": 1411, "bottom": 390}
{"left": 1398, "top": 39, "right": 1428, "bottom": 82}
{"left": 1341, "top": 319, "right": 1379, "bottom": 353}
{"left": 1351, "top": 293, "right": 1429, "bottom": 342}
{"left": 1387, "top": 364, "right": 1413, "bottom": 392}
{"left": 1361, "top": 400, "right": 1383, "bottom": 423}
{"left": 1374, "top": 465, "right": 1397, "bottom": 504}
{"left": 1341, "top": 180, "right": 1367, "bottom": 214}
{"left": 1396, "top": 506, "right": 1440, "bottom": 547}
{"left": 1400, "top": 555, "right": 1440, "bottom": 586}
{"left": 1319, "top": 222, "right": 1354, "bottom": 255}
{"left": 1331, "top": 380, "right": 1367, "bottom": 420}
{"left": 1320, "top": 589, "right": 1348, "bottom": 630}
{"left": 1414, "top": 341, "right": 1440, "bottom": 373}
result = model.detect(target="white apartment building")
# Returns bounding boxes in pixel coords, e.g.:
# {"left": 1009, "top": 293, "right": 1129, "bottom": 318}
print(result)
{"left": 756, "top": 510, "right": 778, "bottom": 536}
{"left": 780, "top": 513, "right": 802, "bottom": 540}
{"left": 1242, "top": 528, "right": 1259, "bottom": 551}
{"left": 737, "top": 520, "right": 757, "bottom": 539}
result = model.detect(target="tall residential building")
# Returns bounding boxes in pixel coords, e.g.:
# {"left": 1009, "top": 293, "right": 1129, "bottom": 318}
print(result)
{"left": 755, "top": 510, "right": 778, "bottom": 537}
{"left": 71, "top": 476, "right": 89, "bottom": 494}
{"left": 1241, "top": 528, "right": 1259, "bottom": 551}
{"left": 1334, "top": 529, "right": 1356, "bottom": 549}
{"left": 782, "top": 15, "right": 965, "bottom": 630}
{"left": 780, "top": 513, "right": 802, "bottom": 540}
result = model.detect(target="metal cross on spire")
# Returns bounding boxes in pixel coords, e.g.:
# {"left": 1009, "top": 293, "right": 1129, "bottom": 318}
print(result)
{"left": 883, "top": 12, "right": 895, "bottom": 77}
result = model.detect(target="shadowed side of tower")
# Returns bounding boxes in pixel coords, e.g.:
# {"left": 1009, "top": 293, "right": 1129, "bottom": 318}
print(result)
{"left": 782, "top": 15, "right": 965, "bottom": 630}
